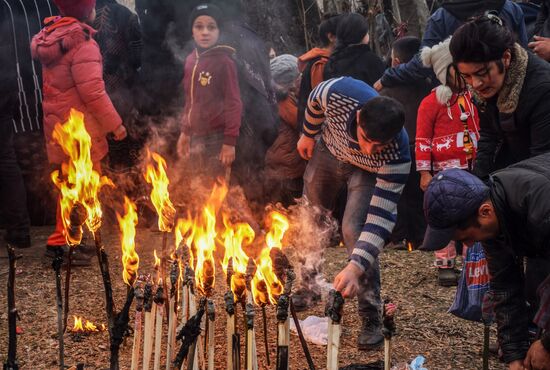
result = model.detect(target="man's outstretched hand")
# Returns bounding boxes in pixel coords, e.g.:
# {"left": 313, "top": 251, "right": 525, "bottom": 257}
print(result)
{"left": 297, "top": 135, "right": 315, "bottom": 160}
{"left": 334, "top": 262, "right": 363, "bottom": 298}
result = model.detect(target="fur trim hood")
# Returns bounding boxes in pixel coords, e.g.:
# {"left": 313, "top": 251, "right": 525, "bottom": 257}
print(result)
{"left": 497, "top": 43, "right": 528, "bottom": 114}
{"left": 31, "top": 17, "right": 97, "bottom": 66}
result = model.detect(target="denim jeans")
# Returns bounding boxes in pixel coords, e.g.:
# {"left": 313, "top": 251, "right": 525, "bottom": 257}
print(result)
{"left": 303, "top": 139, "right": 381, "bottom": 321}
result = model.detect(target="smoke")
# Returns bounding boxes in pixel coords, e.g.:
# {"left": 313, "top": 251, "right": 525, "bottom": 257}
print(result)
{"left": 283, "top": 197, "right": 339, "bottom": 296}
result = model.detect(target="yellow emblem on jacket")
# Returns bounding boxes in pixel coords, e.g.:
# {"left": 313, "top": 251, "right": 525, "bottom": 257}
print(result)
{"left": 198, "top": 71, "right": 212, "bottom": 86}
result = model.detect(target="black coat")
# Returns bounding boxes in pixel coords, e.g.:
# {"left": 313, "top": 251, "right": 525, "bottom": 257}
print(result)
{"left": 323, "top": 44, "right": 385, "bottom": 86}
{"left": 474, "top": 46, "right": 550, "bottom": 179}
{"left": 484, "top": 153, "right": 550, "bottom": 363}
{"left": 534, "top": 0, "right": 550, "bottom": 37}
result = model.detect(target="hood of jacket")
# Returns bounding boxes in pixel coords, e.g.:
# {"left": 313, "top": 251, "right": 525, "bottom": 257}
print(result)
{"left": 497, "top": 43, "right": 528, "bottom": 114}
{"left": 298, "top": 47, "right": 331, "bottom": 72}
{"left": 442, "top": 0, "right": 505, "bottom": 21}
{"left": 193, "top": 44, "right": 236, "bottom": 60}
{"left": 31, "top": 16, "right": 97, "bottom": 66}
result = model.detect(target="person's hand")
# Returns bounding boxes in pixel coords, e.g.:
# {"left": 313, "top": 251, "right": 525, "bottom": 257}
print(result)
{"left": 509, "top": 360, "right": 525, "bottom": 370}
{"left": 177, "top": 133, "right": 190, "bottom": 159}
{"left": 297, "top": 135, "right": 315, "bottom": 160}
{"left": 373, "top": 79, "right": 383, "bottom": 92}
{"left": 528, "top": 36, "right": 550, "bottom": 61}
{"left": 333, "top": 262, "right": 363, "bottom": 298}
{"left": 419, "top": 171, "right": 433, "bottom": 192}
{"left": 112, "top": 124, "right": 127, "bottom": 141}
{"left": 524, "top": 340, "right": 550, "bottom": 370}
{"left": 219, "top": 144, "right": 236, "bottom": 167}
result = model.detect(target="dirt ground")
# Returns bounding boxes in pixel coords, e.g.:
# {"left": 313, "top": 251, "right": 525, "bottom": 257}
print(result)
{"left": 0, "top": 226, "right": 506, "bottom": 370}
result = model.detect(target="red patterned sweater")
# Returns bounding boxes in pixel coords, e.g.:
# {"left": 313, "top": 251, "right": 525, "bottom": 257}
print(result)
{"left": 415, "top": 90, "right": 480, "bottom": 172}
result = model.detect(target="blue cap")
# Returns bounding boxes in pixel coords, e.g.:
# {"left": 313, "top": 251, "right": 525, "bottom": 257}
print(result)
{"left": 422, "top": 169, "right": 490, "bottom": 251}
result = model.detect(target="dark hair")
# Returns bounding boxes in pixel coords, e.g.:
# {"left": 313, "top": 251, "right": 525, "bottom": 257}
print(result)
{"left": 455, "top": 196, "right": 490, "bottom": 230}
{"left": 450, "top": 15, "right": 515, "bottom": 64}
{"left": 358, "top": 97, "right": 405, "bottom": 142}
{"left": 334, "top": 13, "right": 369, "bottom": 52}
{"left": 391, "top": 36, "right": 421, "bottom": 64}
{"left": 319, "top": 14, "right": 340, "bottom": 47}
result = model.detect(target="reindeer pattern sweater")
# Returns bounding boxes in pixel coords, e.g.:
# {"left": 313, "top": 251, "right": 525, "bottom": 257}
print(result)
{"left": 415, "top": 90, "right": 480, "bottom": 172}
{"left": 303, "top": 77, "right": 411, "bottom": 272}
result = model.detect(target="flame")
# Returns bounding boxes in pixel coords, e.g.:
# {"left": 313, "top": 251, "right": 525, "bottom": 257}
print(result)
{"left": 221, "top": 217, "right": 255, "bottom": 301}
{"left": 252, "top": 247, "right": 283, "bottom": 305}
{"left": 177, "top": 182, "right": 228, "bottom": 296}
{"left": 117, "top": 197, "right": 139, "bottom": 286}
{"left": 250, "top": 211, "right": 289, "bottom": 305}
{"left": 265, "top": 211, "right": 289, "bottom": 250}
{"left": 73, "top": 316, "right": 83, "bottom": 332}
{"left": 407, "top": 242, "right": 413, "bottom": 252}
{"left": 144, "top": 150, "right": 176, "bottom": 232}
{"left": 154, "top": 250, "right": 161, "bottom": 269}
{"left": 71, "top": 316, "right": 106, "bottom": 333}
{"left": 51, "top": 109, "right": 113, "bottom": 243}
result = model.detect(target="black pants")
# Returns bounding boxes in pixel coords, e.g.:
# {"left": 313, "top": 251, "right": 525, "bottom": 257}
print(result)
{"left": 0, "top": 121, "right": 30, "bottom": 246}
{"left": 391, "top": 150, "right": 426, "bottom": 245}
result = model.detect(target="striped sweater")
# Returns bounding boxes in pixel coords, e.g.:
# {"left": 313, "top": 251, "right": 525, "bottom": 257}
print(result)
{"left": 303, "top": 77, "right": 411, "bottom": 271}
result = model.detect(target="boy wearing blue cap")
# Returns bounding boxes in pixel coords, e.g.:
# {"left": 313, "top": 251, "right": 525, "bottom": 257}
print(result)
{"left": 423, "top": 153, "right": 550, "bottom": 370}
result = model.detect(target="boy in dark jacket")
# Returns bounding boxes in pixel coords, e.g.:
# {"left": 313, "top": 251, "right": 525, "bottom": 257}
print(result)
{"left": 323, "top": 13, "right": 385, "bottom": 87}
{"left": 422, "top": 154, "right": 550, "bottom": 370}
{"left": 177, "top": 4, "right": 242, "bottom": 183}
{"left": 380, "top": 36, "right": 431, "bottom": 250}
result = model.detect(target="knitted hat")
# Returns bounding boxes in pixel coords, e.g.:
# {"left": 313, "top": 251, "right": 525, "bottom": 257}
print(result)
{"left": 189, "top": 3, "right": 223, "bottom": 29}
{"left": 270, "top": 54, "right": 299, "bottom": 91}
{"left": 421, "top": 38, "right": 453, "bottom": 104}
{"left": 53, "top": 0, "right": 96, "bottom": 20}
{"left": 336, "top": 13, "right": 368, "bottom": 47}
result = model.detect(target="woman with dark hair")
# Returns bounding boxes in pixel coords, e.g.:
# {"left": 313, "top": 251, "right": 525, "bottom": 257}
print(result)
{"left": 450, "top": 14, "right": 550, "bottom": 178}
{"left": 450, "top": 15, "right": 550, "bottom": 370}
{"left": 323, "top": 12, "right": 385, "bottom": 86}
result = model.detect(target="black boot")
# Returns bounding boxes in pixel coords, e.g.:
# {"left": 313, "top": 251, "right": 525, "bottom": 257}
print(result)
{"left": 358, "top": 317, "right": 383, "bottom": 350}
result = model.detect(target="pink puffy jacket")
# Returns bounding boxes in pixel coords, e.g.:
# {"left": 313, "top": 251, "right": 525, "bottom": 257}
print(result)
{"left": 31, "top": 17, "right": 122, "bottom": 164}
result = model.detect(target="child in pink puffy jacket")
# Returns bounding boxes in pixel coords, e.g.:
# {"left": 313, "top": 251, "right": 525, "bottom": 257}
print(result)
{"left": 31, "top": 0, "right": 126, "bottom": 263}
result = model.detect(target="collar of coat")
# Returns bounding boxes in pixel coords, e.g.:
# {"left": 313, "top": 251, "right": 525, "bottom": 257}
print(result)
{"left": 497, "top": 43, "right": 528, "bottom": 114}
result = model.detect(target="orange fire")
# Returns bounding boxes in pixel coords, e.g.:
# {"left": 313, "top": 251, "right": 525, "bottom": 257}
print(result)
{"left": 144, "top": 150, "right": 176, "bottom": 232}
{"left": 265, "top": 211, "right": 289, "bottom": 250}
{"left": 251, "top": 211, "right": 288, "bottom": 305}
{"left": 117, "top": 197, "right": 139, "bottom": 286}
{"left": 176, "top": 182, "right": 228, "bottom": 296}
{"left": 193, "top": 183, "right": 228, "bottom": 296}
{"left": 222, "top": 217, "right": 255, "bottom": 301}
{"left": 408, "top": 241, "right": 413, "bottom": 252}
{"left": 71, "top": 316, "right": 106, "bottom": 333}
{"left": 51, "top": 109, "right": 113, "bottom": 244}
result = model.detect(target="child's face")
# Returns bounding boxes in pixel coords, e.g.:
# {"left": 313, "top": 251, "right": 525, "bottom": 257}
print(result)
{"left": 192, "top": 15, "right": 220, "bottom": 49}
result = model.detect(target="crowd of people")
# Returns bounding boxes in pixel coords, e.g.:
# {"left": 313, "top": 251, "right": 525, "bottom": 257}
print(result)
{"left": 2, "top": 0, "right": 550, "bottom": 369}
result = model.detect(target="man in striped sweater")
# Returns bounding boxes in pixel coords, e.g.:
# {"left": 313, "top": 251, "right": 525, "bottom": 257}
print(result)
{"left": 296, "top": 76, "right": 410, "bottom": 349}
